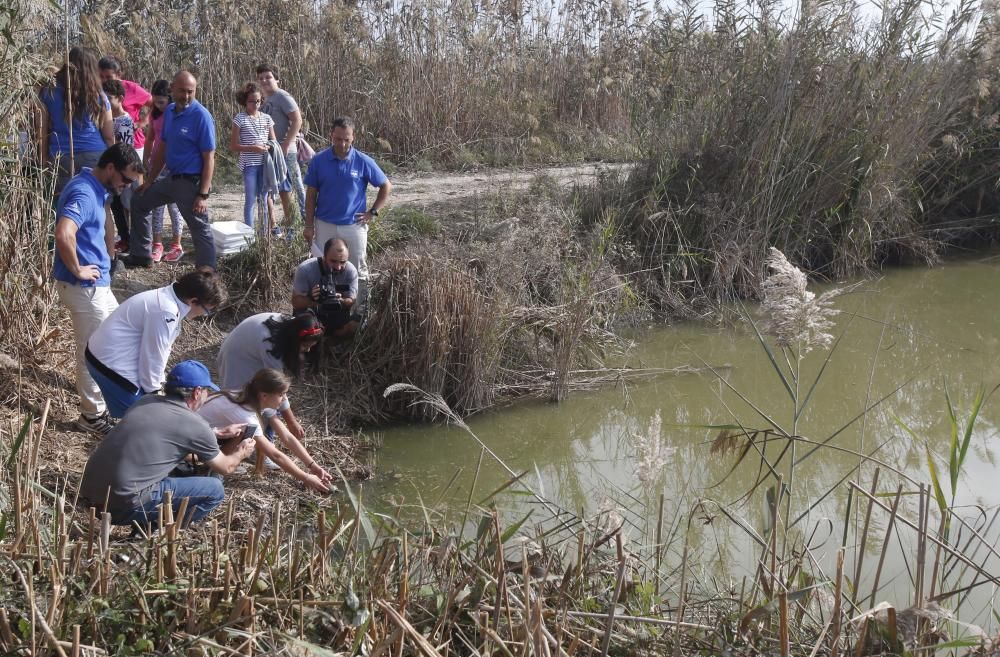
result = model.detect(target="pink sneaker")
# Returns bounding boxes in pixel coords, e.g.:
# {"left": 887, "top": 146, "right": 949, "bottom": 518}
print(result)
{"left": 162, "top": 243, "right": 184, "bottom": 262}
{"left": 151, "top": 242, "right": 164, "bottom": 263}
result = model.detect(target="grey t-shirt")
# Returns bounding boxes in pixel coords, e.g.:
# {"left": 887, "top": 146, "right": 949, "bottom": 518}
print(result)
{"left": 79, "top": 395, "right": 220, "bottom": 515}
{"left": 217, "top": 312, "right": 286, "bottom": 391}
{"left": 261, "top": 89, "right": 299, "bottom": 153}
{"left": 292, "top": 257, "right": 358, "bottom": 300}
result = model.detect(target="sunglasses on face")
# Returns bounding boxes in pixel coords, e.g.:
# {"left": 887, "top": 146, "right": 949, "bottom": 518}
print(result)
{"left": 117, "top": 168, "right": 138, "bottom": 186}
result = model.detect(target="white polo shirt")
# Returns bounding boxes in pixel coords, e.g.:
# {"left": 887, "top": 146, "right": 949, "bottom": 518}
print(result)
{"left": 87, "top": 284, "right": 191, "bottom": 393}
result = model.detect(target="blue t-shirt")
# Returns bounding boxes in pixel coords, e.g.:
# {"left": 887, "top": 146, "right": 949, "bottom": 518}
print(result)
{"left": 162, "top": 100, "right": 216, "bottom": 175}
{"left": 40, "top": 86, "right": 111, "bottom": 157}
{"left": 52, "top": 168, "right": 111, "bottom": 287}
{"left": 303, "top": 147, "right": 388, "bottom": 225}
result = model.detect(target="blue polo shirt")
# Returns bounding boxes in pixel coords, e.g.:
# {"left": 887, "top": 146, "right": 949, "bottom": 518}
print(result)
{"left": 53, "top": 168, "right": 111, "bottom": 287}
{"left": 162, "top": 100, "right": 216, "bottom": 175}
{"left": 303, "top": 147, "right": 388, "bottom": 225}
{"left": 40, "top": 86, "right": 111, "bottom": 157}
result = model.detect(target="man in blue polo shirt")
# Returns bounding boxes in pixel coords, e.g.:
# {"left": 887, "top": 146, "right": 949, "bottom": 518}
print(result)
{"left": 53, "top": 143, "right": 144, "bottom": 435}
{"left": 124, "top": 70, "right": 217, "bottom": 270}
{"left": 303, "top": 116, "right": 392, "bottom": 311}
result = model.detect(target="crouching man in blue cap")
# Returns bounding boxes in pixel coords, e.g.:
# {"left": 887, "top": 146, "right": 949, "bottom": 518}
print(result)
{"left": 79, "top": 360, "right": 256, "bottom": 530}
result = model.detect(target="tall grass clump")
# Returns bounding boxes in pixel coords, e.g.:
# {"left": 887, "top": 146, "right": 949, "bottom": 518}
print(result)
{"left": 0, "top": 0, "right": 58, "bottom": 378}
{"left": 338, "top": 230, "right": 624, "bottom": 423}
{"left": 581, "top": 0, "right": 1000, "bottom": 308}
{"left": 217, "top": 233, "right": 305, "bottom": 317}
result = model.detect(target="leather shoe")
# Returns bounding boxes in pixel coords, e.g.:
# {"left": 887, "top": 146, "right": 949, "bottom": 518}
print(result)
{"left": 121, "top": 254, "right": 153, "bottom": 269}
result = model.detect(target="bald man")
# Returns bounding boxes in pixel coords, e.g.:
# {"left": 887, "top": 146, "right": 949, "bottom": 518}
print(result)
{"left": 291, "top": 237, "right": 359, "bottom": 340}
{"left": 123, "top": 71, "right": 217, "bottom": 270}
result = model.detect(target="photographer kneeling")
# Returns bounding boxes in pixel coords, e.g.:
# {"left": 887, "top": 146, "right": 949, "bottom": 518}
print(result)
{"left": 291, "top": 238, "right": 359, "bottom": 341}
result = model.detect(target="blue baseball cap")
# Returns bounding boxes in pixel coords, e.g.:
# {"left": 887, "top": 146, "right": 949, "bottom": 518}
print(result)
{"left": 166, "top": 360, "right": 220, "bottom": 391}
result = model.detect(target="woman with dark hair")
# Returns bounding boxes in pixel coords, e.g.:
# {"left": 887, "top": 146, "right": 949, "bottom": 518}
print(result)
{"left": 38, "top": 47, "right": 114, "bottom": 192}
{"left": 216, "top": 312, "right": 322, "bottom": 439}
{"left": 198, "top": 368, "right": 332, "bottom": 491}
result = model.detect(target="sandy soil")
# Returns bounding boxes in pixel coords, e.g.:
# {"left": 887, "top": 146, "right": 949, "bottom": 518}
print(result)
{"left": 209, "top": 162, "right": 629, "bottom": 221}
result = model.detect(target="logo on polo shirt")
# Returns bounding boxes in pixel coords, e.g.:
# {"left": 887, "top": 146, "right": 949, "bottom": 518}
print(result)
{"left": 351, "top": 170, "right": 360, "bottom": 178}
{"left": 181, "top": 127, "right": 190, "bottom": 135}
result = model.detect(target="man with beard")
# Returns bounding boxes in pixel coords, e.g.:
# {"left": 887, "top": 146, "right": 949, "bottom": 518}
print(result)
{"left": 53, "top": 142, "right": 144, "bottom": 435}
{"left": 302, "top": 117, "right": 391, "bottom": 313}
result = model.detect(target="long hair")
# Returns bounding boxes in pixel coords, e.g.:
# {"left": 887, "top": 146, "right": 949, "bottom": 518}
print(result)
{"left": 150, "top": 79, "right": 170, "bottom": 120}
{"left": 263, "top": 313, "right": 322, "bottom": 378}
{"left": 53, "top": 47, "right": 104, "bottom": 126}
{"left": 214, "top": 368, "right": 290, "bottom": 410}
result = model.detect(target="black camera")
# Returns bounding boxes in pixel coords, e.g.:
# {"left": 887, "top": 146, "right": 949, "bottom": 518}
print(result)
{"left": 317, "top": 276, "right": 347, "bottom": 312}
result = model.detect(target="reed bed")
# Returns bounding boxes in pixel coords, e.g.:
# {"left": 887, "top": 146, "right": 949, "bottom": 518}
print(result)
{"left": 340, "top": 243, "right": 626, "bottom": 423}
{"left": 4, "top": 380, "right": 1000, "bottom": 655}
{"left": 29, "top": 0, "right": 641, "bottom": 167}
{"left": 0, "top": 1, "right": 57, "bottom": 379}
{"left": 577, "top": 0, "right": 1000, "bottom": 307}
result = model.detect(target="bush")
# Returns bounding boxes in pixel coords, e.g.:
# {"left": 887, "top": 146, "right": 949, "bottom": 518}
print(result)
{"left": 578, "top": 0, "right": 1000, "bottom": 308}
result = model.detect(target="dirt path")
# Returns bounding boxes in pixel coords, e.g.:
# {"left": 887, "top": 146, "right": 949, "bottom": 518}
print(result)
{"left": 211, "top": 162, "right": 630, "bottom": 220}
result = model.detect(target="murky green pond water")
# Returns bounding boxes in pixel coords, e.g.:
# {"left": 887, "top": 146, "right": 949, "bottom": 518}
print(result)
{"left": 366, "top": 253, "right": 1000, "bottom": 623}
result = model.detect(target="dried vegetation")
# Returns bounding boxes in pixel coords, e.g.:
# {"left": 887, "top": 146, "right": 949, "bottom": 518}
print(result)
{"left": 7, "top": 0, "right": 1000, "bottom": 652}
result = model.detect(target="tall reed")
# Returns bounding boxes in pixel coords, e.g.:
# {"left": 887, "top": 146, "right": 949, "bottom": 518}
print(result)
{"left": 0, "top": 0, "right": 59, "bottom": 377}
{"left": 579, "top": 0, "right": 1000, "bottom": 306}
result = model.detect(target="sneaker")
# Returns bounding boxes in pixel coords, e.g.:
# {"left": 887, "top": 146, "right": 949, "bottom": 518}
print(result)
{"left": 121, "top": 254, "right": 152, "bottom": 269}
{"left": 271, "top": 227, "right": 284, "bottom": 238}
{"left": 163, "top": 243, "right": 184, "bottom": 262}
{"left": 114, "top": 239, "right": 129, "bottom": 254}
{"left": 151, "top": 242, "right": 164, "bottom": 263}
{"left": 76, "top": 412, "right": 115, "bottom": 436}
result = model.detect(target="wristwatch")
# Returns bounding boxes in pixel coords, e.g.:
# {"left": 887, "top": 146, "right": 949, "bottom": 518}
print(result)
{"left": 368, "top": 208, "right": 379, "bottom": 217}
{"left": 197, "top": 191, "right": 211, "bottom": 199}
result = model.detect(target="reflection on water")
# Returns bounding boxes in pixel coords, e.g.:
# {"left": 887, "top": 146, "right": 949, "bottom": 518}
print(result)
{"left": 368, "top": 254, "right": 1000, "bottom": 622}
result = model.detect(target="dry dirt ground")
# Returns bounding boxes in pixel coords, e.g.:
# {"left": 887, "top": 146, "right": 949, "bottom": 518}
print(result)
{"left": 210, "top": 162, "right": 627, "bottom": 218}
{"left": 14, "top": 162, "right": 622, "bottom": 528}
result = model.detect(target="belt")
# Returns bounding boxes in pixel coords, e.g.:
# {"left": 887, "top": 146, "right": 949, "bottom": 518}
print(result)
{"left": 85, "top": 346, "right": 140, "bottom": 396}
{"left": 170, "top": 173, "right": 201, "bottom": 182}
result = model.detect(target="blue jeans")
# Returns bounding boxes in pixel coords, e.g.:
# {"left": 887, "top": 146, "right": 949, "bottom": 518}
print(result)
{"left": 242, "top": 164, "right": 269, "bottom": 228}
{"left": 115, "top": 476, "right": 225, "bottom": 528}
{"left": 281, "top": 152, "right": 306, "bottom": 214}
{"left": 86, "top": 359, "right": 145, "bottom": 419}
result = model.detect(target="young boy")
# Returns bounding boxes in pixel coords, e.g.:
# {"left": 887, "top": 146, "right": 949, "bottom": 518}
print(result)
{"left": 102, "top": 79, "right": 138, "bottom": 255}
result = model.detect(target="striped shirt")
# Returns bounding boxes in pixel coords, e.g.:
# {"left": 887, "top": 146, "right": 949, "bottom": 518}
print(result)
{"left": 233, "top": 111, "right": 274, "bottom": 170}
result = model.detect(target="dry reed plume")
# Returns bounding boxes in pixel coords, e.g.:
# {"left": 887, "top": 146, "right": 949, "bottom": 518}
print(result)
{"left": 761, "top": 247, "right": 839, "bottom": 353}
